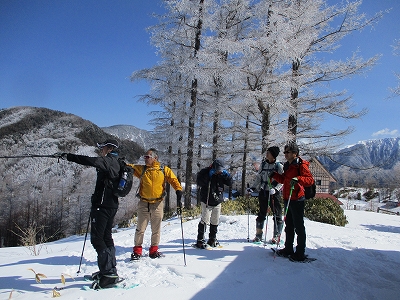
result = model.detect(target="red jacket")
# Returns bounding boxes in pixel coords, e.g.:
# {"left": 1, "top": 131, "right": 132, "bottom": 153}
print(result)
{"left": 272, "top": 157, "right": 314, "bottom": 201}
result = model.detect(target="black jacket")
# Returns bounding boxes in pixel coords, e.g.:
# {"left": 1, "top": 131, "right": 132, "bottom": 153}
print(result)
{"left": 197, "top": 167, "right": 232, "bottom": 206}
{"left": 66, "top": 153, "right": 120, "bottom": 209}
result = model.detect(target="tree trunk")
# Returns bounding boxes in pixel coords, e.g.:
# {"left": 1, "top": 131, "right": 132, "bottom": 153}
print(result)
{"left": 288, "top": 58, "right": 300, "bottom": 140}
{"left": 184, "top": 0, "right": 204, "bottom": 209}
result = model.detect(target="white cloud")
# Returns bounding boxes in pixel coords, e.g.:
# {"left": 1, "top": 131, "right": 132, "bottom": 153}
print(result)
{"left": 372, "top": 128, "right": 399, "bottom": 137}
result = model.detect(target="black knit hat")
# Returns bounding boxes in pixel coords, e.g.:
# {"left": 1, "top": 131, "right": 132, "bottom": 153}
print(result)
{"left": 267, "top": 146, "right": 280, "bottom": 158}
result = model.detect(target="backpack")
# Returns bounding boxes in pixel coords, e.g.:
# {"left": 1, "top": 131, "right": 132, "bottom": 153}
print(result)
{"left": 304, "top": 182, "right": 316, "bottom": 200}
{"left": 298, "top": 158, "right": 316, "bottom": 200}
{"left": 113, "top": 159, "right": 134, "bottom": 197}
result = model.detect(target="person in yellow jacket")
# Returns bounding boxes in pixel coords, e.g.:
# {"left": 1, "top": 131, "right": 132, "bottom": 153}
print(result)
{"left": 127, "top": 148, "right": 183, "bottom": 260}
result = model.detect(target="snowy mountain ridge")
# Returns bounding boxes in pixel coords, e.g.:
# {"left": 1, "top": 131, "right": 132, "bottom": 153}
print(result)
{"left": 316, "top": 137, "right": 400, "bottom": 186}
{"left": 2, "top": 106, "right": 398, "bottom": 188}
{"left": 101, "top": 124, "right": 153, "bottom": 150}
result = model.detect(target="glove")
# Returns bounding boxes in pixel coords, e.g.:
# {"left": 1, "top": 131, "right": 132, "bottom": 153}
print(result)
{"left": 221, "top": 170, "right": 229, "bottom": 177}
{"left": 269, "top": 188, "right": 276, "bottom": 195}
{"left": 209, "top": 169, "right": 216, "bottom": 177}
{"left": 290, "top": 177, "right": 298, "bottom": 188}
{"left": 53, "top": 152, "right": 68, "bottom": 160}
{"left": 176, "top": 190, "right": 183, "bottom": 207}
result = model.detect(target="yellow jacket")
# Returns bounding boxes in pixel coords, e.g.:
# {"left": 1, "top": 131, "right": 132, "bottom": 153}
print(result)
{"left": 127, "top": 161, "right": 182, "bottom": 203}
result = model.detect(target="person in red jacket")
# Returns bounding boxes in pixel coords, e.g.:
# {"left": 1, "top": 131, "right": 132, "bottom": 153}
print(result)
{"left": 271, "top": 142, "right": 314, "bottom": 261}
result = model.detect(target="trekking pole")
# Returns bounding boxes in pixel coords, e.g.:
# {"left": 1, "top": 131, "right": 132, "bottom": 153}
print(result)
{"left": 177, "top": 206, "right": 187, "bottom": 266}
{"left": 246, "top": 183, "right": 250, "bottom": 242}
{"left": 0, "top": 154, "right": 57, "bottom": 159}
{"left": 77, "top": 214, "right": 91, "bottom": 274}
{"left": 274, "top": 185, "right": 294, "bottom": 258}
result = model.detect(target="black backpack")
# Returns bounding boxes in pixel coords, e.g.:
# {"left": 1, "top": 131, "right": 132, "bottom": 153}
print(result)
{"left": 298, "top": 158, "right": 316, "bottom": 200}
{"left": 113, "top": 159, "right": 134, "bottom": 197}
{"left": 304, "top": 182, "right": 316, "bottom": 200}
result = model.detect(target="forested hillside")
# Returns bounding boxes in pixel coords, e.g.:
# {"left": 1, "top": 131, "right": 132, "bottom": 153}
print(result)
{"left": 0, "top": 107, "right": 144, "bottom": 247}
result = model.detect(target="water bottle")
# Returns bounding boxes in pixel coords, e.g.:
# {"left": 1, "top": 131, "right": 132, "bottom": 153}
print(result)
{"left": 118, "top": 172, "right": 128, "bottom": 190}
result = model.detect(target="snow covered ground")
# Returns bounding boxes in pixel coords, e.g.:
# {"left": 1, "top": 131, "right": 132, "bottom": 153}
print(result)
{"left": 1, "top": 209, "right": 399, "bottom": 300}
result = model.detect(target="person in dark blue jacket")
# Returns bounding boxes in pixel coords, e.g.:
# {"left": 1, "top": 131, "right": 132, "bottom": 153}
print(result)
{"left": 195, "top": 159, "right": 232, "bottom": 249}
{"left": 54, "top": 139, "right": 122, "bottom": 289}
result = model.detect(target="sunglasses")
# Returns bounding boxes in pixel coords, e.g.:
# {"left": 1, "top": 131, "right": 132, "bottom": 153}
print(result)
{"left": 143, "top": 155, "right": 153, "bottom": 159}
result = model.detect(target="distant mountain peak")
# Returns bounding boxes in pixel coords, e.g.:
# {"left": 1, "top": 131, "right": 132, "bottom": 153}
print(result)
{"left": 318, "top": 137, "right": 400, "bottom": 186}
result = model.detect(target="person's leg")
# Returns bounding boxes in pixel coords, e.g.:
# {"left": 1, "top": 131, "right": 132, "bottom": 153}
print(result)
{"left": 97, "top": 247, "right": 117, "bottom": 277}
{"left": 149, "top": 201, "right": 164, "bottom": 256}
{"left": 133, "top": 200, "right": 150, "bottom": 256}
{"left": 197, "top": 222, "right": 206, "bottom": 242}
{"left": 104, "top": 208, "right": 118, "bottom": 274}
{"left": 270, "top": 194, "right": 283, "bottom": 238}
{"left": 291, "top": 200, "right": 306, "bottom": 256}
{"left": 103, "top": 208, "right": 117, "bottom": 248}
{"left": 196, "top": 202, "right": 212, "bottom": 247}
{"left": 90, "top": 207, "right": 118, "bottom": 276}
{"left": 284, "top": 201, "right": 295, "bottom": 250}
{"left": 90, "top": 207, "right": 107, "bottom": 252}
{"left": 255, "top": 190, "right": 268, "bottom": 240}
{"left": 208, "top": 204, "right": 221, "bottom": 246}
{"left": 276, "top": 200, "right": 294, "bottom": 257}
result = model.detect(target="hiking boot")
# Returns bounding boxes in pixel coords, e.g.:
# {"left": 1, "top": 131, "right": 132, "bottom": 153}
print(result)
{"left": 149, "top": 245, "right": 163, "bottom": 259}
{"left": 130, "top": 245, "right": 142, "bottom": 261}
{"left": 195, "top": 239, "right": 207, "bottom": 249}
{"left": 253, "top": 234, "right": 263, "bottom": 243}
{"left": 91, "top": 274, "right": 119, "bottom": 290}
{"left": 289, "top": 252, "right": 306, "bottom": 262}
{"left": 83, "top": 271, "right": 100, "bottom": 281}
{"left": 207, "top": 238, "right": 220, "bottom": 247}
{"left": 275, "top": 247, "right": 294, "bottom": 258}
{"left": 130, "top": 252, "right": 141, "bottom": 261}
{"left": 90, "top": 271, "right": 100, "bottom": 281}
{"left": 270, "top": 236, "right": 280, "bottom": 244}
{"left": 149, "top": 250, "right": 163, "bottom": 259}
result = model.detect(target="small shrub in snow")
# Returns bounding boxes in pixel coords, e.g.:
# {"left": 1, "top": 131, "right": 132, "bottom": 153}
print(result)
{"left": 305, "top": 198, "right": 348, "bottom": 226}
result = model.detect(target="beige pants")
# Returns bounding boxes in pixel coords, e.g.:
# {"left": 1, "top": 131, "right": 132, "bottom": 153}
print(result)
{"left": 200, "top": 202, "right": 221, "bottom": 226}
{"left": 135, "top": 200, "right": 164, "bottom": 247}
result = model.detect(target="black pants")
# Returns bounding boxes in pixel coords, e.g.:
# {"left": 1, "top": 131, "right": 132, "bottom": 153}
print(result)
{"left": 90, "top": 206, "right": 118, "bottom": 275}
{"left": 256, "top": 189, "right": 283, "bottom": 237}
{"left": 284, "top": 200, "right": 306, "bottom": 255}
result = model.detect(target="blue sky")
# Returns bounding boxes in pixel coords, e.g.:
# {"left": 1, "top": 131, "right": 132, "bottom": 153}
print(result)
{"left": 1, "top": 0, "right": 399, "bottom": 147}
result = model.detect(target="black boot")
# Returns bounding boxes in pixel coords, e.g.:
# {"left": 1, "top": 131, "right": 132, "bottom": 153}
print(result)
{"left": 91, "top": 274, "right": 120, "bottom": 290}
{"left": 197, "top": 222, "right": 206, "bottom": 242}
{"left": 196, "top": 222, "right": 207, "bottom": 248}
{"left": 253, "top": 220, "right": 264, "bottom": 242}
{"left": 207, "top": 224, "right": 219, "bottom": 247}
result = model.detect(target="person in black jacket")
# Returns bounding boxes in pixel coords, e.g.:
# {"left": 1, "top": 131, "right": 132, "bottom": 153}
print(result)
{"left": 195, "top": 159, "right": 232, "bottom": 249}
{"left": 54, "top": 139, "right": 122, "bottom": 289}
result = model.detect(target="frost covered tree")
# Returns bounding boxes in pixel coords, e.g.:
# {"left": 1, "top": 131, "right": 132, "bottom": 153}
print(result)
{"left": 131, "top": 0, "right": 383, "bottom": 204}
{"left": 131, "top": 0, "right": 207, "bottom": 207}
{"left": 274, "top": 0, "right": 382, "bottom": 154}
